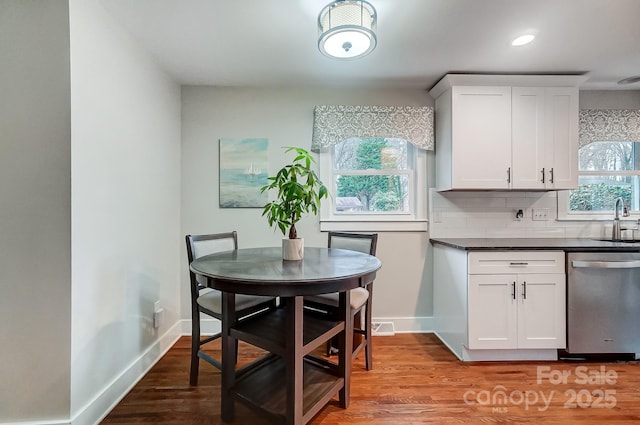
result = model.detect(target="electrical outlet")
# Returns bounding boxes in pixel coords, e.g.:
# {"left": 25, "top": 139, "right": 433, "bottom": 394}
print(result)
{"left": 153, "top": 307, "right": 164, "bottom": 329}
{"left": 532, "top": 208, "right": 549, "bottom": 221}
{"left": 153, "top": 300, "right": 163, "bottom": 329}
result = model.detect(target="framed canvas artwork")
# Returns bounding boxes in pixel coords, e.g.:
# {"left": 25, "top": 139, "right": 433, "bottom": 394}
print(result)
{"left": 219, "top": 138, "right": 269, "bottom": 208}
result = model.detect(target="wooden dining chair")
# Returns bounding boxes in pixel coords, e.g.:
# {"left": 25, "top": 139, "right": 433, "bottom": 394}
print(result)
{"left": 185, "top": 231, "right": 277, "bottom": 385}
{"left": 304, "top": 231, "right": 378, "bottom": 370}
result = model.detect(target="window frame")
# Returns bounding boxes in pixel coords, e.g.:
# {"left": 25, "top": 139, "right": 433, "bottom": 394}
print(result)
{"left": 557, "top": 140, "right": 640, "bottom": 221}
{"left": 318, "top": 140, "right": 428, "bottom": 232}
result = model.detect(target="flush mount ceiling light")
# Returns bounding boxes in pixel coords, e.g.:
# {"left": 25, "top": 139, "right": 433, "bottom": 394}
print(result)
{"left": 511, "top": 33, "right": 535, "bottom": 46}
{"left": 318, "top": 0, "right": 377, "bottom": 60}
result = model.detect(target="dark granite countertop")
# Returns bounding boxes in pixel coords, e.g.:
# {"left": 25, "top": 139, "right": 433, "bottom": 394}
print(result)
{"left": 430, "top": 237, "right": 640, "bottom": 252}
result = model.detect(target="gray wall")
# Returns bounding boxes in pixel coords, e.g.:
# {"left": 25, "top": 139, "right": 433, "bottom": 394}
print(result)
{"left": 0, "top": 0, "right": 72, "bottom": 421}
{"left": 580, "top": 90, "right": 640, "bottom": 109}
{"left": 181, "top": 86, "right": 436, "bottom": 331}
{"left": 69, "top": 0, "right": 181, "bottom": 421}
{"left": 1, "top": 1, "right": 182, "bottom": 423}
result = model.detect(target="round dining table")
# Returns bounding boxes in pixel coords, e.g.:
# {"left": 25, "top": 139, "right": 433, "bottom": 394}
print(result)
{"left": 190, "top": 246, "right": 381, "bottom": 425}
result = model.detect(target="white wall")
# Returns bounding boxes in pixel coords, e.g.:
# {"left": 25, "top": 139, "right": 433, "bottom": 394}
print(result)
{"left": 69, "top": 0, "right": 181, "bottom": 422}
{"left": 0, "top": 1, "right": 71, "bottom": 422}
{"left": 180, "top": 86, "right": 435, "bottom": 330}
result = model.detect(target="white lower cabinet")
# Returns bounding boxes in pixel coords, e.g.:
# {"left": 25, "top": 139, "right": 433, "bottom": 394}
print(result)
{"left": 468, "top": 251, "right": 566, "bottom": 351}
{"left": 433, "top": 246, "right": 566, "bottom": 361}
{"left": 468, "top": 273, "right": 518, "bottom": 349}
{"left": 468, "top": 272, "right": 566, "bottom": 350}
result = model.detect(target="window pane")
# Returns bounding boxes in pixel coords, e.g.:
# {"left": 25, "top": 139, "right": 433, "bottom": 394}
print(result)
{"left": 569, "top": 176, "right": 637, "bottom": 211}
{"left": 335, "top": 174, "right": 410, "bottom": 213}
{"left": 579, "top": 141, "right": 636, "bottom": 171}
{"left": 334, "top": 137, "right": 409, "bottom": 170}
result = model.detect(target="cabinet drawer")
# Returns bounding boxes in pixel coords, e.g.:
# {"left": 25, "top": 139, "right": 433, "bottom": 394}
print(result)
{"left": 468, "top": 251, "right": 565, "bottom": 274}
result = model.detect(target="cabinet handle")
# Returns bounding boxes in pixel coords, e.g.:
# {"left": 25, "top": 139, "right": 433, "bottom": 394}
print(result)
{"left": 507, "top": 167, "right": 511, "bottom": 183}
{"left": 540, "top": 168, "right": 545, "bottom": 183}
{"left": 512, "top": 281, "right": 516, "bottom": 300}
{"left": 549, "top": 168, "right": 554, "bottom": 183}
{"left": 522, "top": 281, "right": 527, "bottom": 300}
{"left": 509, "top": 262, "right": 529, "bottom": 266}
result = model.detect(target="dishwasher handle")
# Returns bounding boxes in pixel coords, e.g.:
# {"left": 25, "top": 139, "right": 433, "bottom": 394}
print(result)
{"left": 572, "top": 259, "right": 640, "bottom": 269}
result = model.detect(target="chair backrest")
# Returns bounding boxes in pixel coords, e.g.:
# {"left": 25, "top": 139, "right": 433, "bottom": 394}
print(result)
{"left": 186, "top": 231, "right": 238, "bottom": 262}
{"left": 185, "top": 231, "right": 238, "bottom": 294}
{"left": 328, "top": 231, "right": 377, "bottom": 256}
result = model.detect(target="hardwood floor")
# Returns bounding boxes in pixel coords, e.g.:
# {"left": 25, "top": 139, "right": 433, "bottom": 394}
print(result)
{"left": 102, "top": 334, "right": 640, "bottom": 424}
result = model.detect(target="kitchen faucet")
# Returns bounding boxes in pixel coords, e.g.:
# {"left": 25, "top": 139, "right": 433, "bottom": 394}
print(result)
{"left": 612, "top": 197, "right": 630, "bottom": 240}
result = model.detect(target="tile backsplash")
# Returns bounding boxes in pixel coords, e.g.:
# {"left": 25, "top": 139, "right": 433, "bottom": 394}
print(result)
{"left": 429, "top": 189, "right": 612, "bottom": 239}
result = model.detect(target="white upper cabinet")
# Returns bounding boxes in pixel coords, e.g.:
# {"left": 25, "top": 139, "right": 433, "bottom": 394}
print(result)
{"left": 544, "top": 87, "right": 580, "bottom": 189}
{"left": 450, "top": 86, "right": 512, "bottom": 189}
{"left": 511, "top": 86, "right": 546, "bottom": 189}
{"left": 512, "top": 86, "right": 579, "bottom": 189}
{"left": 430, "top": 74, "right": 585, "bottom": 191}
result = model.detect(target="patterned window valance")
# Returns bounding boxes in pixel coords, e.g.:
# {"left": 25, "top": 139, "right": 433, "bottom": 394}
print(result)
{"left": 579, "top": 109, "right": 640, "bottom": 148}
{"left": 312, "top": 105, "right": 434, "bottom": 151}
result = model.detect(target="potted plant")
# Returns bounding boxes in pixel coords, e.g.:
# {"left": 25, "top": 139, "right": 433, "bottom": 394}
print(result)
{"left": 261, "top": 147, "right": 328, "bottom": 260}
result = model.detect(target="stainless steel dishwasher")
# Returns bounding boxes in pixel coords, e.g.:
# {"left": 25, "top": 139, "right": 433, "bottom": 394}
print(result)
{"left": 567, "top": 252, "right": 640, "bottom": 356}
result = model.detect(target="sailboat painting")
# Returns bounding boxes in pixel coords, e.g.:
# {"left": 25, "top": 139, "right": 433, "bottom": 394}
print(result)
{"left": 219, "top": 138, "right": 269, "bottom": 208}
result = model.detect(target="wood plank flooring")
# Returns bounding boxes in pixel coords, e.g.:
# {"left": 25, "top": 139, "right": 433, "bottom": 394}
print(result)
{"left": 101, "top": 334, "right": 640, "bottom": 424}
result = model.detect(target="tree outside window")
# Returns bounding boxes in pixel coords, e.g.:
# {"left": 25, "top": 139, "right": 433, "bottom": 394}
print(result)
{"left": 569, "top": 141, "right": 640, "bottom": 212}
{"left": 332, "top": 137, "right": 413, "bottom": 214}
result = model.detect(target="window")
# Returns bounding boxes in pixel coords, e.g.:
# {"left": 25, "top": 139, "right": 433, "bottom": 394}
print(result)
{"left": 558, "top": 140, "right": 640, "bottom": 219}
{"left": 319, "top": 137, "right": 427, "bottom": 231}
{"left": 558, "top": 109, "right": 640, "bottom": 220}
{"left": 312, "top": 104, "right": 433, "bottom": 230}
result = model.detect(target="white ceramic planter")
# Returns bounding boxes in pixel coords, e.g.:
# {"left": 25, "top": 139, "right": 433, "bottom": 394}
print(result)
{"left": 282, "top": 238, "right": 304, "bottom": 261}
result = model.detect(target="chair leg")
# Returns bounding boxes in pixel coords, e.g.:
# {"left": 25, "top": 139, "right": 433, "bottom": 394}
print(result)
{"left": 190, "top": 309, "right": 201, "bottom": 386}
{"left": 364, "top": 289, "right": 373, "bottom": 370}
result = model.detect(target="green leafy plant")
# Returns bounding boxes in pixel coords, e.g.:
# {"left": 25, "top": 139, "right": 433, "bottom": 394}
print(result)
{"left": 260, "top": 147, "right": 328, "bottom": 239}
{"left": 371, "top": 191, "right": 401, "bottom": 211}
{"left": 569, "top": 183, "right": 632, "bottom": 211}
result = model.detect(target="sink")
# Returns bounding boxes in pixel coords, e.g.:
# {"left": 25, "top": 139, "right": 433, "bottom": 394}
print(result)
{"left": 596, "top": 239, "right": 640, "bottom": 243}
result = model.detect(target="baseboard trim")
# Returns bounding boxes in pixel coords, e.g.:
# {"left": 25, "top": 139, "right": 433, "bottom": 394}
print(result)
{"left": 180, "top": 317, "right": 432, "bottom": 336}
{"left": 70, "top": 321, "right": 182, "bottom": 425}
{"left": 181, "top": 317, "right": 221, "bottom": 336}
{"left": 0, "top": 419, "right": 71, "bottom": 425}
{"left": 373, "top": 316, "right": 434, "bottom": 334}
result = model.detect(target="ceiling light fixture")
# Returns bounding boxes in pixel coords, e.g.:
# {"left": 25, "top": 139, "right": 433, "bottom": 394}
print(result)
{"left": 511, "top": 34, "right": 535, "bottom": 46}
{"left": 318, "top": 0, "right": 377, "bottom": 60}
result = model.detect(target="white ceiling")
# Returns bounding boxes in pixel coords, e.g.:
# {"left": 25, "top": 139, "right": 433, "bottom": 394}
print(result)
{"left": 101, "top": 0, "right": 640, "bottom": 91}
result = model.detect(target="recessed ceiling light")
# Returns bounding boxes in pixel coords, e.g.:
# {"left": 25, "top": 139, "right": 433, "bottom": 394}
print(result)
{"left": 511, "top": 34, "right": 535, "bottom": 46}
{"left": 618, "top": 75, "right": 640, "bottom": 85}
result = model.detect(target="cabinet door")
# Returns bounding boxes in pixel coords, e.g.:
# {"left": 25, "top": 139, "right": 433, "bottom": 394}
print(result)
{"left": 517, "top": 273, "right": 566, "bottom": 349}
{"left": 512, "top": 87, "right": 546, "bottom": 189}
{"left": 451, "top": 86, "right": 512, "bottom": 189}
{"left": 544, "top": 87, "right": 579, "bottom": 189}
{"left": 468, "top": 274, "right": 517, "bottom": 349}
